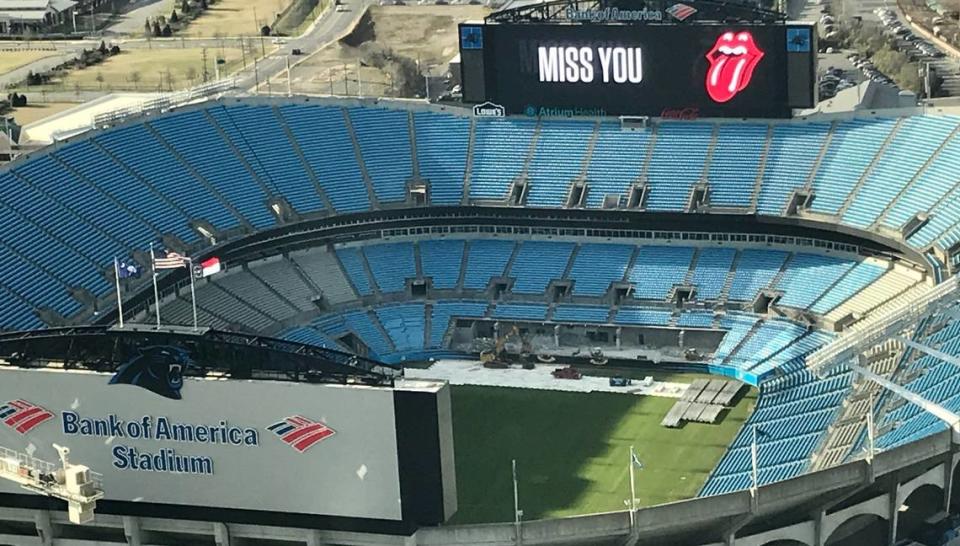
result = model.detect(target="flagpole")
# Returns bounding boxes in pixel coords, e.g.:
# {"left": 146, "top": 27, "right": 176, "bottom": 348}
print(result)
{"left": 628, "top": 445, "right": 637, "bottom": 527}
{"left": 512, "top": 459, "right": 521, "bottom": 544}
{"left": 866, "top": 392, "right": 875, "bottom": 463}
{"left": 150, "top": 243, "right": 161, "bottom": 330}
{"left": 187, "top": 257, "right": 198, "bottom": 331}
{"left": 113, "top": 257, "right": 124, "bottom": 329}
{"left": 750, "top": 425, "right": 759, "bottom": 497}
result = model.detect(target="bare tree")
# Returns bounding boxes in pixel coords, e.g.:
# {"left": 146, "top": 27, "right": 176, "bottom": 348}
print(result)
{"left": 129, "top": 71, "right": 141, "bottom": 90}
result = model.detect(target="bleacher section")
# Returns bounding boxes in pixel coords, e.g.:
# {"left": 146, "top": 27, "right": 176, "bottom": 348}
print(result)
{"left": 420, "top": 240, "right": 465, "bottom": 290}
{"left": 584, "top": 122, "right": 650, "bottom": 208}
{"left": 727, "top": 250, "right": 788, "bottom": 301}
{"left": 627, "top": 246, "right": 694, "bottom": 299}
{"left": 645, "top": 123, "right": 712, "bottom": 211}
{"left": 708, "top": 124, "right": 767, "bottom": 208}
{"left": 414, "top": 112, "right": 469, "bottom": 204}
{"left": 526, "top": 121, "right": 592, "bottom": 207}
{"left": 568, "top": 244, "right": 633, "bottom": 296}
{"left": 470, "top": 118, "right": 536, "bottom": 199}
{"left": 363, "top": 242, "right": 416, "bottom": 293}
{"left": 701, "top": 367, "right": 852, "bottom": 495}
{"left": 509, "top": 241, "right": 575, "bottom": 294}
{"left": 349, "top": 107, "right": 413, "bottom": 203}
{"left": 756, "top": 122, "right": 830, "bottom": 214}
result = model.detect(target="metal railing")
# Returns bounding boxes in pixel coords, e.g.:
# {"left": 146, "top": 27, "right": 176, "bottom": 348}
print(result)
{"left": 91, "top": 78, "right": 238, "bottom": 130}
{"left": 806, "top": 275, "right": 960, "bottom": 373}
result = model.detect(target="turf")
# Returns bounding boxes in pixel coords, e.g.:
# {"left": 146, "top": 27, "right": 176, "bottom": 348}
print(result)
{"left": 449, "top": 384, "right": 756, "bottom": 524}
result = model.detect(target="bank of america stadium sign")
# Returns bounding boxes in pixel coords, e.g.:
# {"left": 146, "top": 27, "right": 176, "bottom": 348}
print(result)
{"left": 4, "top": 406, "right": 335, "bottom": 476}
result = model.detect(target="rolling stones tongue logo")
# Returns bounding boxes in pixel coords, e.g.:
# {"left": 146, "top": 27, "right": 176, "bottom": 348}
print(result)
{"left": 705, "top": 31, "right": 764, "bottom": 103}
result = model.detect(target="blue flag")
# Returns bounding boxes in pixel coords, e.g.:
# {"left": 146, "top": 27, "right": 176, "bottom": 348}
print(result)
{"left": 117, "top": 259, "right": 141, "bottom": 279}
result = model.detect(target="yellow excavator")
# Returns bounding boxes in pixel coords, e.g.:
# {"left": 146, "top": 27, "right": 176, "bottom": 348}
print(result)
{"left": 480, "top": 325, "right": 528, "bottom": 368}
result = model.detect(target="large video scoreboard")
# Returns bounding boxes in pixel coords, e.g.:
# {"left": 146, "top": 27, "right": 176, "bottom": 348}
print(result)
{"left": 459, "top": 22, "right": 817, "bottom": 118}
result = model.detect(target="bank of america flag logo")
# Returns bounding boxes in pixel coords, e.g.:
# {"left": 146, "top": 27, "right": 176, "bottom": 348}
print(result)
{"left": 268, "top": 416, "right": 335, "bottom": 453}
{"left": 667, "top": 3, "right": 697, "bottom": 20}
{"left": 0, "top": 400, "right": 54, "bottom": 434}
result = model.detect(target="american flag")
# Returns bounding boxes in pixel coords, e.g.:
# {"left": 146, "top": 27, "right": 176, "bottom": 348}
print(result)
{"left": 0, "top": 400, "right": 54, "bottom": 434}
{"left": 154, "top": 251, "right": 188, "bottom": 270}
{"left": 268, "top": 416, "right": 336, "bottom": 453}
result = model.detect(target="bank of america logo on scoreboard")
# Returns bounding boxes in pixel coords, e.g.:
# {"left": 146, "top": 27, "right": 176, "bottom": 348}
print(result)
{"left": 0, "top": 400, "right": 54, "bottom": 434}
{"left": 268, "top": 416, "right": 336, "bottom": 453}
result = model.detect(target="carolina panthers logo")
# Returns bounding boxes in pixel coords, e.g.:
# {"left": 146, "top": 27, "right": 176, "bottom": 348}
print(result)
{"left": 109, "top": 346, "right": 193, "bottom": 400}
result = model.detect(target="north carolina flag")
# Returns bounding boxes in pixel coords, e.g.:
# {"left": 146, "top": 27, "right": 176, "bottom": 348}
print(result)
{"left": 196, "top": 257, "right": 222, "bottom": 278}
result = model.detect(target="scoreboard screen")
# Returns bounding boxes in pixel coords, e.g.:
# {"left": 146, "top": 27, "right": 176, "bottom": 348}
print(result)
{"left": 459, "top": 22, "right": 816, "bottom": 118}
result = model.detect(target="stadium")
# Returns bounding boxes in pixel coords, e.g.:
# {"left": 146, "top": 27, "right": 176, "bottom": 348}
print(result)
{"left": 2, "top": 0, "right": 960, "bottom": 545}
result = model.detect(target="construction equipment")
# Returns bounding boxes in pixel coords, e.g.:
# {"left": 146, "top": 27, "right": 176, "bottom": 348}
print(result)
{"left": 552, "top": 366, "right": 582, "bottom": 380}
{"left": 481, "top": 325, "right": 529, "bottom": 367}
{"left": 0, "top": 444, "right": 104, "bottom": 524}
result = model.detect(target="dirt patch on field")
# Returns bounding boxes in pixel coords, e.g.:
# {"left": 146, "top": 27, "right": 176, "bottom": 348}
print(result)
{"left": 276, "top": 5, "right": 489, "bottom": 97}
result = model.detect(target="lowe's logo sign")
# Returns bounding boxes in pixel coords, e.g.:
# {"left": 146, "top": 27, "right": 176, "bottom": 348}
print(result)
{"left": 58, "top": 410, "right": 332, "bottom": 476}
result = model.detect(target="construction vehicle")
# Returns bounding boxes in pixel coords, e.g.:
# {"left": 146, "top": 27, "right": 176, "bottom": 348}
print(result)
{"left": 0, "top": 444, "right": 105, "bottom": 524}
{"left": 552, "top": 366, "right": 582, "bottom": 380}
{"left": 480, "top": 325, "right": 530, "bottom": 368}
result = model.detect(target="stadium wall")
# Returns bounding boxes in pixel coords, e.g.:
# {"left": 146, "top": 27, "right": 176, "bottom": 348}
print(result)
{"left": 0, "top": 427, "right": 955, "bottom": 545}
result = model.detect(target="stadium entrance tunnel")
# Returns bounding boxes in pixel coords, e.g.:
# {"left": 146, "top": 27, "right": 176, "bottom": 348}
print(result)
{"left": 823, "top": 514, "right": 888, "bottom": 546}
{"left": 896, "top": 484, "right": 945, "bottom": 542}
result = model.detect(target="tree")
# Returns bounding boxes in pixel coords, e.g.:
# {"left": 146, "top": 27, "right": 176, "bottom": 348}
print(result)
{"left": 185, "top": 65, "right": 198, "bottom": 84}
{"left": 170, "top": 9, "right": 179, "bottom": 23}
{"left": 129, "top": 71, "right": 141, "bottom": 90}
{"left": 200, "top": 0, "right": 207, "bottom": 10}
{"left": 260, "top": 25, "right": 271, "bottom": 36}
{"left": 165, "top": 69, "right": 176, "bottom": 91}
{"left": 95, "top": 71, "right": 105, "bottom": 90}
{"left": 110, "top": 44, "right": 120, "bottom": 55}
{"left": 98, "top": 40, "right": 108, "bottom": 55}
{"left": 162, "top": 24, "right": 172, "bottom": 37}
{"left": 181, "top": 0, "right": 191, "bottom": 13}
{"left": 152, "top": 20, "right": 162, "bottom": 36}
{"left": 144, "top": 19, "right": 152, "bottom": 37}
{"left": 157, "top": 15, "right": 166, "bottom": 26}
{"left": 73, "top": 81, "right": 81, "bottom": 98}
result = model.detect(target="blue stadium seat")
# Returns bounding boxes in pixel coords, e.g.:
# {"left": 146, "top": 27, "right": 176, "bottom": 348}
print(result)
{"left": 364, "top": 242, "right": 416, "bottom": 293}
{"left": 277, "top": 104, "right": 371, "bottom": 213}
{"left": 208, "top": 104, "right": 326, "bottom": 215}
{"left": 414, "top": 112, "right": 469, "bottom": 204}
{"left": 150, "top": 110, "right": 276, "bottom": 228}
{"left": 471, "top": 118, "right": 536, "bottom": 199}
{"left": 585, "top": 122, "right": 650, "bottom": 208}
{"left": 420, "top": 240, "right": 465, "bottom": 289}
{"left": 510, "top": 241, "right": 574, "bottom": 294}
{"left": 627, "top": 246, "right": 694, "bottom": 299}
{"left": 756, "top": 122, "right": 831, "bottom": 214}
{"left": 708, "top": 124, "right": 767, "bottom": 207}
{"left": 463, "top": 240, "right": 515, "bottom": 290}
{"left": 689, "top": 248, "right": 736, "bottom": 300}
{"left": 809, "top": 118, "right": 898, "bottom": 214}
{"left": 773, "top": 254, "right": 855, "bottom": 310}
{"left": 349, "top": 107, "right": 414, "bottom": 203}
{"left": 645, "top": 123, "right": 712, "bottom": 211}
{"left": 525, "top": 121, "right": 592, "bottom": 207}
{"left": 568, "top": 244, "right": 633, "bottom": 296}
{"left": 335, "top": 247, "right": 374, "bottom": 296}
{"left": 727, "top": 250, "right": 788, "bottom": 301}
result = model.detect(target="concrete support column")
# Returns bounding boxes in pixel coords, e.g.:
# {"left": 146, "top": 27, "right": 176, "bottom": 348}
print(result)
{"left": 813, "top": 509, "right": 826, "bottom": 546}
{"left": 944, "top": 457, "right": 955, "bottom": 512}
{"left": 888, "top": 482, "right": 900, "bottom": 546}
{"left": 123, "top": 516, "right": 143, "bottom": 546}
{"left": 214, "top": 522, "right": 231, "bottom": 546}
{"left": 34, "top": 510, "right": 53, "bottom": 546}
{"left": 616, "top": 327, "right": 622, "bottom": 350}
{"left": 305, "top": 530, "right": 327, "bottom": 546}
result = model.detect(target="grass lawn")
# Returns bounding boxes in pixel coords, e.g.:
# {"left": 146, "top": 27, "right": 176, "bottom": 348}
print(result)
{"left": 182, "top": 0, "right": 293, "bottom": 37}
{"left": 449, "top": 384, "right": 755, "bottom": 524}
{"left": 0, "top": 50, "right": 58, "bottom": 73}
{"left": 34, "top": 48, "right": 245, "bottom": 92}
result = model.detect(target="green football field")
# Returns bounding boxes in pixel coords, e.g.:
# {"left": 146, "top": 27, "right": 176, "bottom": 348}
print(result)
{"left": 448, "top": 383, "right": 757, "bottom": 524}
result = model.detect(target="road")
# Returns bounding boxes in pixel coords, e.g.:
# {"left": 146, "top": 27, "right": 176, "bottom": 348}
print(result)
{"left": 2, "top": 0, "right": 372, "bottom": 100}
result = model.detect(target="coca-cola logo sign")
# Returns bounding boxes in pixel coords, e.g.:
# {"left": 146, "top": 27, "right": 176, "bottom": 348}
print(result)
{"left": 660, "top": 107, "right": 700, "bottom": 120}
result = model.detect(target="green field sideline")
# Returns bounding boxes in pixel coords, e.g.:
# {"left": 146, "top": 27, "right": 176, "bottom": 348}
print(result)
{"left": 449, "top": 384, "right": 756, "bottom": 524}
